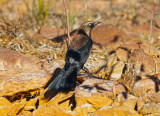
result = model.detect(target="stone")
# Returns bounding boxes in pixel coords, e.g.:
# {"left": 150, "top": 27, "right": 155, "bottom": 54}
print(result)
{"left": 106, "top": 54, "right": 118, "bottom": 68}
{"left": 92, "top": 106, "right": 140, "bottom": 116}
{"left": 145, "top": 113, "right": 160, "bottom": 116}
{"left": 142, "top": 91, "right": 160, "bottom": 103}
{"left": 112, "top": 93, "right": 138, "bottom": 109}
{"left": 116, "top": 47, "right": 129, "bottom": 62}
{"left": 18, "top": 111, "right": 32, "bottom": 116}
{"left": 91, "top": 24, "right": 129, "bottom": 48}
{"left": 117, "top": 43, "right": 159, "bottom": 57}
{"left": 132, "top": 77, "right": 160, "bottom": 97}
{"left": 8, "top": 99, "right": 27, "bottom": 115}
{"left": 0, "top": 48, "right": 51, "bottom": 96}
{"left": 43, "top": 59, "right": 65, "bottom": 74}
{"left": 137, "top": 97, "right": 145, "bottom": 112}
{"left": 24, "top": 98, "right": 38, "bottom": 111}
{"left": 140, "top": 102, "right": 160, "bottom": 115}
{"left": 75, "top": 93, "right": 113, "bottom": 109}
{"left": 42, "top": 91, "right": 75, "bottom": 111}
{"left": 110, "top": 61, "right": 125, "bottom": 80}
{"left": 0, "top": 97, "right": 12, "bottom": 106}
{"left": 0, "top": 97, "right": 12, "bottom": 116}
{"left": 76, "top": 78, "right": 127, "bottom": 99}
{"left": 33, "top": 105, "right": 77, "bottom": 116}
{"left": 136, "top": 87, "right": 160, "bottom": 111}
{"left": 128, "top": 48, "right": 156, "bottom": 75}
{"left": 74, "top": 103, "right": 96, "bottom": 115}
{"left": 90, "top": 53, "right": 118, "bottom": 79}
{"left": 33, "top": 26, "right": 65, "bottom": 40}
{"left": 40, "top": 26, "right": 65, "bottom": 39}
{"left": 119, "top": 49, "right": 159, "bottom": 91}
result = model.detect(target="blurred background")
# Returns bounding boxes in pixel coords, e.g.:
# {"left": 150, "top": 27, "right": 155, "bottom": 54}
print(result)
{"left": 0, "top": 0, "right": 160, "bottom": 34}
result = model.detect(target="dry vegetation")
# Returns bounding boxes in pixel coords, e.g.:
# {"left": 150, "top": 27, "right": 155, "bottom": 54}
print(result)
{"left": 0, "top": 0, "right": 160, "bottom": 115}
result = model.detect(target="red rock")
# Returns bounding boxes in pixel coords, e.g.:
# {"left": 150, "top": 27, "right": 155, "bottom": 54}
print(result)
{"left": 76, "top": 78, "right": 127, "bottom": 99}
{"left": 75, "top": 93, "right": 113, "bottom": 109}
{"left": 18, "top": 111, "right": 32, "bottom": 116}
{"left": 93, "top": 106, "right": 140, "bottom": 116}
{"left": 75, "top": 79, "right": 114, "bottom": 109}
{"left": 117, "top": 43, "right": 159, "bottom": 57}
{"left": 145, "top": 113, "right": 160, "bottom": 116}
{"left": 0, "top": 48, "right": 51, "bottom": 96}
{"left": 116, "top": 47, "right": 129, "bottom": 62}
{"left": 0, "top": 97, "right": 12, "bottom": 116}
{"left": 132, "top": 77, "right": 160, "bottom": 97}
{"left": 141, "top": 89, "right": 160, "bottom": 103}
{"left": 24, "top": 98, "right": 38, "bottom": 111}
{"left": 43, "top": 59, "right": 65, "bottom": 74}
{"left": 110, "top": 61, "right": 125, "bottom": 80}
{"left": 8, "top": 99, "right": 27, "bottom": 115}
{"left": 128, "top": 49, "right": 156, "bottom": 75}
{"left": 74, "top": 103, "right": 96, "bottom": 115}
{"left": 91, "top": 24, "right": 129, "bottom": 48}
{"left": 33, "top": 105, "right": 76, "bottom": 116}
{"left": 118, "top": 49, "right": 158, "bottom": 91}
{"left": 45, "top": 92, "right": 74, "bottom": 111}
{"left": 40, "top": 26, "right": 65, "bottom": 39}
{"left": 33, "top": 26, "right": 66, "bottom": 42}
{"left": 140, "top": 102, "right": 160, "bottom": 115}
{"left": 112, "top": 93, "right": 138, "bottom": 109}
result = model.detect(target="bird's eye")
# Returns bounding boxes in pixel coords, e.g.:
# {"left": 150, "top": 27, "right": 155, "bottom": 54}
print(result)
{"left": 88, "top": 23, "right": 92, "bottom": 27}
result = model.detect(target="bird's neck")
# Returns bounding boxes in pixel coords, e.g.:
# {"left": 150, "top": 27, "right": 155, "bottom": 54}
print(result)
{"left": 78, "top": 29, "right": 91, "bottom": 37}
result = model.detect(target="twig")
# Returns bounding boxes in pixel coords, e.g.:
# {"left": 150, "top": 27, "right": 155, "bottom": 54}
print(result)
{"left": 141, "top": 0, "right": 158, "bottom": 53}
{"left": 155, "top": 60, "right": 157, "bottom": 74}
{"left": 63, "top": 0, "right": 70, "bottom": 45}
{"left": 141, "top": 1, "right": 152, "bottom": 13}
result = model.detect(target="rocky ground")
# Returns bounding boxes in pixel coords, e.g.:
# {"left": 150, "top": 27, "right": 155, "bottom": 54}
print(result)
{"left": 0, "top": 0, "right": 160, "bottom": 116}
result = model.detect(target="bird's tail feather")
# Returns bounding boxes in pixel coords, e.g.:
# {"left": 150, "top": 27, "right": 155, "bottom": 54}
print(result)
{"left": 48, "top": 65, "right": 77, "bottom": 91}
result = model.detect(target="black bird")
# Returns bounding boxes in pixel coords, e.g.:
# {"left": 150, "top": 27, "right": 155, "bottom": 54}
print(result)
{"left": 48, "top": 21, "right": 101, "bottom": 91}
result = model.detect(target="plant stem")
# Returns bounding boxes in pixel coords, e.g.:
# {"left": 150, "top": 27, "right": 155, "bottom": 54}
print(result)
{"left": 63, "top": 0, "right": 70, "bottom": 45}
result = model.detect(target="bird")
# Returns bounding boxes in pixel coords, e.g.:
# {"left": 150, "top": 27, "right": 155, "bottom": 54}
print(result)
{"left": 48, "top": 21, "right": 101, "bottom": 91}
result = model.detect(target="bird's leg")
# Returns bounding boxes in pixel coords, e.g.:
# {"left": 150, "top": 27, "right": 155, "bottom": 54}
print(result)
{"left": 77, "top": 66, "right": 89, "bottom": 76}
{"left": 82, "top": 66, "right": 90, "bottom": 73}
{"left": 82, "top": 66, "right": 97, "bottom": 77}
{"left": 82, "top": 66, "right": 104, "bottom": 79}
{"left": 77, "top": 73, "right": 85, "bottom": 76}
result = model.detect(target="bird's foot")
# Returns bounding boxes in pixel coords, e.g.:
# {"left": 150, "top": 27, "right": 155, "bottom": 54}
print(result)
{"left": 82, "top": 66, "right": 90, "bottom": 73}
{"left": 76, "top": 66, "right": 103, "bottom": 80}
{"left": 77, "top": 73, "right": 88, "bottom": 76}
{"left": 78, "top": 72, "right": 103, "bottom": 80}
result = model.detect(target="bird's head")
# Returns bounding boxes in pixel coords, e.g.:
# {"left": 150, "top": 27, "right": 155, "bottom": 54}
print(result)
{"left": 79, "top": 21, "right": 101, "bottom": 37}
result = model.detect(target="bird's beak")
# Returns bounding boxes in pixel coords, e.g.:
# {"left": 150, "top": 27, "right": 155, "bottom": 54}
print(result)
{"left": 94, "top": 22, "right": 102, "bottom": 26}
